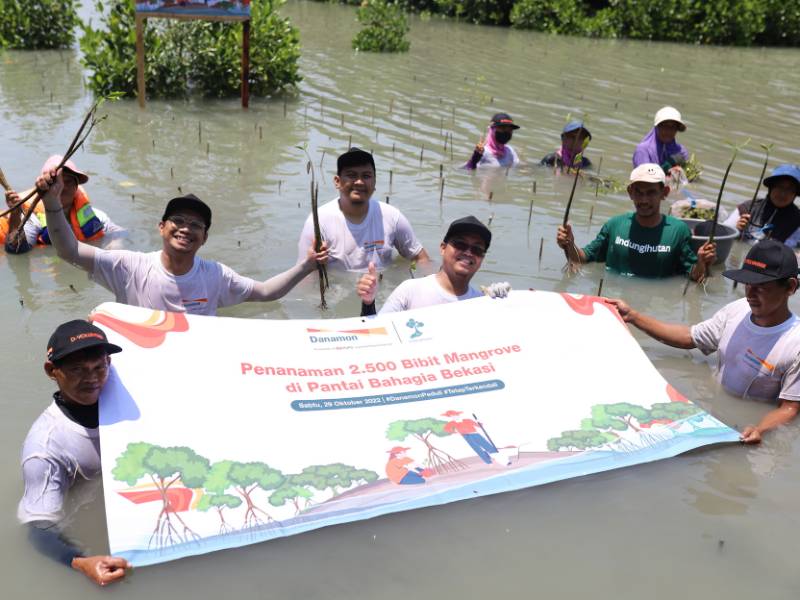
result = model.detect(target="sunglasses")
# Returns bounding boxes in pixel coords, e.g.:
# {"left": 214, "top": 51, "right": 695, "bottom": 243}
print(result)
{"left": 447, "top": 239, "right": 486, "bottom": 258}
{"left": 168, "top": 215, "right": 206, "bottom": 231}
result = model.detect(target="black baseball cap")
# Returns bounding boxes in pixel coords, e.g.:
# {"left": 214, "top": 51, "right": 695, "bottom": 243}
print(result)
{"left": 490, "top": 113, "right": 520, "bottom": 130}
{"left": 444, "top": 216, "right": 492, "bottom": 250}
{"left": 722, "top": 240, "right": 799, "bottom": 284}
{"left": 337, "top": 147, "right": 376, "bottom": 174}
{"left": 47, "top": 320, "right": 122, "bottom": 362}
{"left": 162, "top": 194, "right": 212, "bottom": 229}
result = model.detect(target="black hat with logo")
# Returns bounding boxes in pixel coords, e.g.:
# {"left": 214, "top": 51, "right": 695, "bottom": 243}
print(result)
{"left": 490, "top": 113, "right": 520, "bottom": 130}
{"left": 162, "top": 194, "right": 212, "bottom": 229}
{"left": 443, "top": 216, "right": 492, "bottom": 250}
{"left": 722, "top": 239, "right": 799, "bottom": 284}
{"left": 47, "top": 320, "right": 122, "bottom": 362}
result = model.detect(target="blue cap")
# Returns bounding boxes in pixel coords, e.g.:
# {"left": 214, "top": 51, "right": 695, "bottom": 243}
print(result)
{"left": 562, "top": 120, "right": 591, "bottom": 140}
{"left": 763, "top": 164, "right": 800, "bottom": 192}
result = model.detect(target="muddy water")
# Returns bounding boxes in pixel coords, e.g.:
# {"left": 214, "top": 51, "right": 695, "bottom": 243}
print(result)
{"left": 2, "top": 1, "right": 800, "bottom": 597}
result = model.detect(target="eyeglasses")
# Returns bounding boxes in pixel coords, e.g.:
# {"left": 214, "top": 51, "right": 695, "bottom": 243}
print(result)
{"left": 447, "top": 239, "right": 486, "bottom": 257}
{"left": 168, "top": 215, "right": 206, "bottom": 231}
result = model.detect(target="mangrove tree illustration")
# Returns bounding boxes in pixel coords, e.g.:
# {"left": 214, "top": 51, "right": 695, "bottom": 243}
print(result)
{"left": 548, "top": 402, "right": 704, "bottom": 452}
{"left": 196, "top": 493, "right": 242, "bottom": 534}
{"left": 204, "top": 460, "right": 284, "bottom": 528}
{"left": 113, "top": 443, "right": 379, "bottom": 548}
{"left": 386, "top": 418, "right": 467, "bottom": 473}
{"left": 113, "top": 442, "right": 209, "bottom": 548}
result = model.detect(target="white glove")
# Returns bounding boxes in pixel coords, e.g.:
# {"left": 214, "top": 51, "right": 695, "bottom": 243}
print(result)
{"left": 483, "top": 281, "right": 511, "bottom": 299}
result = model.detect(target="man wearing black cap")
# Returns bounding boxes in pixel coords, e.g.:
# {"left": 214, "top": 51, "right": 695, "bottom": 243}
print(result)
{"left": 357, "top": 216, "right": 507, "bottom": 314}
{"left": 19, "top": 320, "right": 131, "bottom": 586}
{"left": 606, "top": 240, "right": 800, "bottom": 444}
{"left": 35, "top": 169, "right": 327, "bottom": 315}
{"left": 297, "top": 147, "right": 429, "bottom": 271}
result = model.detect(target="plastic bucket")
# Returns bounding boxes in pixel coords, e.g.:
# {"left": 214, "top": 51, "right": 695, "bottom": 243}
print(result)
{"left": 680, "top": 218, "right": 738, "bottom": 265}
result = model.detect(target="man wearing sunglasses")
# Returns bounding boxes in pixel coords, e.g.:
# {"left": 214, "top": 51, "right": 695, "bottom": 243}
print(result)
{"left": 34, "top": 169, "right": 327, "bottom": 315}
{"left": 358, "top": 216, "right": 506, "bottom": 315}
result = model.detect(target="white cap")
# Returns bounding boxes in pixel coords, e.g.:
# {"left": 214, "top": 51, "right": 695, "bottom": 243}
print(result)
{"left": 653, "top": 106, "right": 686, "bottom": 131}
{"left": 629, "top": 163, "right": 666, "bottom": 185}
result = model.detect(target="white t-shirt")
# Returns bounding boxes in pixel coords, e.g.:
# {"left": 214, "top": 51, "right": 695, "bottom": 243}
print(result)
{"left": 91, "top": 249, "right": 255, "bottom": 315}
{"left": 478, "top": 146, "right": 520, "bottom": 168}
{"left": 380, "top": 274, "right": 482, "bottom": 314}
{"left": 297, "top": 197, "right": 423, "bottom": 271}
{"left": 691, "top": 298, "right": 800, "bottom": 401}
{"left": 23, "top": 206, "right": 123, "bottom": 246}
{"left": 18, "top": 402, "right": 100, "bottom": 524}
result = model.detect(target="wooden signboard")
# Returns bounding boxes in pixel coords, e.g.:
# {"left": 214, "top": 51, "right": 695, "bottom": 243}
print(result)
{"left": 134, "top": 2, "right": 252, "bottom": 108}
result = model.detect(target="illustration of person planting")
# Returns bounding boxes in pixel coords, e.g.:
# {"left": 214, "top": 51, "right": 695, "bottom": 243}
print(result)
{"left": 385, "top": 446, "right": 435, "bottom": 485}
{"left": 442, "top": 410, "right": 509, "bottom": 465}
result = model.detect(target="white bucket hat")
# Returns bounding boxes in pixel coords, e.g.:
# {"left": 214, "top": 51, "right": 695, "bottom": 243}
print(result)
{"left": 654, "top": 106, "right": 686, "bottom": 131}
{"left": 629, "top": 163, "right": 666, "bottom": 185}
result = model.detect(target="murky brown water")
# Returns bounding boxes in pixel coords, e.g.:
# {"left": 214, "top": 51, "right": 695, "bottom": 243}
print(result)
{"left": 2, "top": 1, "right": 800, "bottom": 597}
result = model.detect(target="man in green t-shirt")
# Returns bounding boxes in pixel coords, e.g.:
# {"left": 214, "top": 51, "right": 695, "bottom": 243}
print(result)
{"left": 557, "top": 163, "right": 715, "bottom": 280}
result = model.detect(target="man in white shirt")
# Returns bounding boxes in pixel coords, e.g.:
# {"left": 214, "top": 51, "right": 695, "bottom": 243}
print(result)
{"left": 20, "top": 319, "right": 130, "bottom": 586}
{"left": 34, "top": 169, "right": 327, "bottom": 315}
{"left": 358, "top": 216, "right": 506, "bottom": 315}
{"left": 607, "top": 240, "right": 800, "bottom": 444}
{"left": 297, "top": 148, "right": 429, "bottom": 271}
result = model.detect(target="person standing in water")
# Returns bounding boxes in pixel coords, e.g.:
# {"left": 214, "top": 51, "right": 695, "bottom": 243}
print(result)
{"left": 2, "top": 155, "right": 123, "bottom": 254}
{"left": 540, "top": 120, "right": 592, "bottom": 171}
{"left": 724, "top": 164, "right": 800, "bottom": 247}
{"left": 465, "top": 113, "right": 521, "bottom": 169}
{"left": 632, "top": 106, "right": 689, "bottom": 171}
{"left": 606, "top": 240, "right": 800, "bottom": 444}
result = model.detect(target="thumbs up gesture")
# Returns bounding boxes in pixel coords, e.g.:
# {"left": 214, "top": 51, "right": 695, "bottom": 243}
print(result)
{"left": 356, "top": 261, "right": 378, "bottom": 304}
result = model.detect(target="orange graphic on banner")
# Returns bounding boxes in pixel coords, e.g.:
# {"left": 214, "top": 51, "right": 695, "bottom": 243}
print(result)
{"left": 306, "top": 327, "right": 388, "bottom": 336}
{"left": 91, "top": 309, "right": 189, "bottom": 348}
{"left": 559, "top": 293, "right": 625, "bottom": 326}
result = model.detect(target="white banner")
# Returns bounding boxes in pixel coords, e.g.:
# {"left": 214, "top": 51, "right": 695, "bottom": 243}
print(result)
{"left": 92, "top": 291, "right": 738, "bottom": 566}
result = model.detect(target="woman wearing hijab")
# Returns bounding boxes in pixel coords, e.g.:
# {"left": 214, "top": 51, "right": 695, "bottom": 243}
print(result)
{"left": 633, "top": 106, "right": 689, "bottom": 170}
{"left": 541, "top": 120, "right": 592, "bottom": 171}
{"left": 465, "top": 113, "right": 520, "bottom": 169}
{"left": 723, "top": 164, "right": 800, "bottom": 247}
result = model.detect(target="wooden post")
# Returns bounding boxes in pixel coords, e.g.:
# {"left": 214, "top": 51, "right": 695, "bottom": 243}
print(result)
{"left": 241, "top": 19, "right": 250, "bottom": 109}
{"left": 135, "top": 14, "right": 146, "bottom": 108}
{"left": 134, "top": 10, "right": 250, "bottom": 110}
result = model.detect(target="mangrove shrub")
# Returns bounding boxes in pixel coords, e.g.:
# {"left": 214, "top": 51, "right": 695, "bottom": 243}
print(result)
{"left": 0, "top": 0, "right": 79, "bottom": 49}
{"left": 80, "top": 0, "right": 301, "bottom": 99}
{"left": 313, "top": 0, "right": 800, "bottom": 46}
{"left": 353, "top": 0, "right": 410, "bottom": 52}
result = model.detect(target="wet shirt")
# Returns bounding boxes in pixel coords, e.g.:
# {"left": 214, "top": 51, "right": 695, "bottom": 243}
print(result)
{"left": 91, "top": 249, "right": 255, "bottom": 315}
{"left": 18, "top": 401, "right": 100, "bottom": 524}
{"left": 475, "top": 145, "right": 519, "bottom": 168}
{"left": 380, "top": 274, "right": 482, "bottom": 314}
{"left": 691, "top": 298, "right": 800, "bottom": 401}
{"left": 582, "top": 213, "right": 697, "bottom": 277}
{"left": 297, "top": 198, "right": 423, "bottom": 271}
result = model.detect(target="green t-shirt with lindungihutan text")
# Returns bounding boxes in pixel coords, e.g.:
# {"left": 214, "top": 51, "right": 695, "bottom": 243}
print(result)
{"left": 582, "top": 213, "right": 697, "bottom": 278}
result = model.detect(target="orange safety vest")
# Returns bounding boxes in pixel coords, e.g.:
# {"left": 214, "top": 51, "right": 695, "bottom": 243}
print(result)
{"left": 0, "top": 187, "right": 104, "bottom": 246}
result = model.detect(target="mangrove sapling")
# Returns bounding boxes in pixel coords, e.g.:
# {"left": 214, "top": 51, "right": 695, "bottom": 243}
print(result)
{"left": 683, "top": 141, "right": 746, "bottom": 295}
{"left": 739, "top": 144, "right": 773, "bottom": 241}
{"left": 561, "top": 135, "right": 592, "bottom": 275}
{"left": 297, "top": 144, "right": 330, "bottom": 309}
{"left": 0, "top": 167, "right": 12, "bottom": 191}
{"left": 5, "top": 98, "right": 110, "bottom": 239}
{"left": 733, "top": 143, "right": 772, "bottom": 290}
